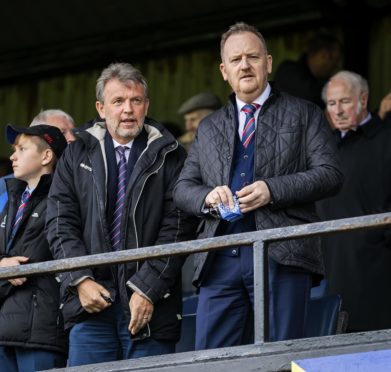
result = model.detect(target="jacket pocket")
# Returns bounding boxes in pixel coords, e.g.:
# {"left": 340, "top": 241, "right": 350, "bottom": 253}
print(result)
{"left": 0, "top": 281, "right": 13, "bottom": 305}
{"left": 285, "top": 205, "right": 319, "bottom": 224}
{"left": 28, "top": 292, "right": 38, "bottom": 339}
{"left": 61, "top": 290, "right": 87, "bottom": 329}
{"left": 196, "top": 220, "right": 206, "bottom": 236}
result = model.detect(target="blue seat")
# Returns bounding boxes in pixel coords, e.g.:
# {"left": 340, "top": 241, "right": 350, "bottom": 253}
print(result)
{"left": 176, "top": 295, "right": 198, "bottom": 352}
{"left": 310, "top": 278, "right": 329, "bottom": 298}
{"left": 305, "top": 294, "right": 342, "bottom": 337}
{"left": 0, "top": 191, "right": 8, "bottom": 214}
{"left": 176, "top": 287, "right": 343, "bottom": 352}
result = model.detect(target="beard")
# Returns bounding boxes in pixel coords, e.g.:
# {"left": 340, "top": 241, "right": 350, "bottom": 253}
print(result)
{"left": 116, "top": 123, "right": 143, "bottom": 140}
{"left": 107, "top": 116, "right": 145, "bottom": 142}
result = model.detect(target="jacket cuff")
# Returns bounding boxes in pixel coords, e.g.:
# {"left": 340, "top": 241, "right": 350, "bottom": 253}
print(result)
{"left": 196, "top": 187, "right": 214, "bottom": 216}
{"left": 126, "top": 280, "right": 153, "bottom": 303}
{"left": 69, "top": 275, "right": 94, "bottom": 287}
{"left": 263, "top": 178, "right": 277, "bottom": 207}
{"left": 60, "top": 269, "right": 94, "bottom": 292}
{"left": 127, "top": 273, "right": 169, "bottom": 304}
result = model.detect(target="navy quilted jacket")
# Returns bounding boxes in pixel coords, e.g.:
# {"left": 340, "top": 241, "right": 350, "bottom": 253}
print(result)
{"left": 174, "top": 88, "right": 343, "bottom": 286}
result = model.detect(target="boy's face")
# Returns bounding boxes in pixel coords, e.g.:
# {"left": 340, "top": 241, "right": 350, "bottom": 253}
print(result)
{"left": 10, "top": 134, "right": 49, "bottom": 184}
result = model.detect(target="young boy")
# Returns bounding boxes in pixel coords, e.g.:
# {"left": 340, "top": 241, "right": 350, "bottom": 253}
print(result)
{"left": 0, "top": 124, "right": 68, "bottom": 371}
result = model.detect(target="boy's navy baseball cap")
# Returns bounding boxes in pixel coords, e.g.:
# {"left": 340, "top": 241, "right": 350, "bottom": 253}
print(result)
{"left": 6, "top": 123, "right": 67, "bottom": 159}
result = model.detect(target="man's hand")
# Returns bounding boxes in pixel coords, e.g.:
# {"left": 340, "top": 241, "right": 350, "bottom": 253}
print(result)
{"left": 205, "top": 185, "right": 235, "bottom": 209}
{"left": 236, "top": 180, "right": 271, "bottom": 213}
{"left": 128, "top": 292, "right": 154, "bottom": 335}
{"left": 76, "top": 278, "right": 112, "bottom": 313}
{"left": 379, "top": 92, "right": 391, "bottom": 120}
{"left": 0, "top": 256, "right": 29, "bottom": 286}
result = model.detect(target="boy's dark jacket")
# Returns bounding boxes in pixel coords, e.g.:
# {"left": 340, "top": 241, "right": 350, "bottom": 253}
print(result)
{"left": 0, "top": 175, "right": 68, "bottom": 355}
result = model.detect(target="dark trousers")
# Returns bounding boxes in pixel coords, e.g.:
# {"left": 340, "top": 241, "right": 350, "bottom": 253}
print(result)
{"left": 195, "top": 247, "right": 311, "bottom": 350}
{"left": 0, "top": 346, "right": 66, "bottom": 372}
{"left": 68, "top": 300, "right": 175, "bottom": 366}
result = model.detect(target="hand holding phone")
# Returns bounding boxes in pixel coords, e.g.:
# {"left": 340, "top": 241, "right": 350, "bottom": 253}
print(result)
{"left": 101, "top": 293, "right": 113, "bottom": 304}
{"left": 130, "top": 323, "right": 151, "bottom": 341}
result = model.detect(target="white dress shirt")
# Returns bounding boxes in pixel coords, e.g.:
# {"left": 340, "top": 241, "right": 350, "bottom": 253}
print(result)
{"left": 340, "top": 113, "right": 372, "bottom": 138}
{"left": 112, "top": 139, "right": 133, "bottom": 163}
{"left": 236, "top": 83, "right": 271, "bottom": 140}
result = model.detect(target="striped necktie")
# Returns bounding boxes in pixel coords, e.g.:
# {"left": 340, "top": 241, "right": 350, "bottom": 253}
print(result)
{"left": 241, "top": 103, "right": 261, "bottom": 148}
{"left": 110, "top": 146, "right": 128, "bottom": 251}
{"left": 7, "top": 189, "right": 31, "bottom": 251}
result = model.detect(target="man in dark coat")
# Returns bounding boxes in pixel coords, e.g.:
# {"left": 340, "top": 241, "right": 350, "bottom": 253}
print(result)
{"left": 317, "top": 70, "right": 391, "bottom": 332}
{"left": 273, "top": 32, "right": 342, "bottom": 108}
{"left": 177, "top": 92, "right": 222, "bottom": 152}
{"left": 46, "top": 63, "right": 193, "bottom": 366}
{"left": 174, "top": 22, "right": 343, "bottom": 350}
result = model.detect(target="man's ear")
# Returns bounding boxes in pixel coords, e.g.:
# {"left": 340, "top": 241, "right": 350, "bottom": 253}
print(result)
{"left": 96, "top": 100, "right": 105, "bottom": 119}
{"left": 360, "top": 91, "right": 369, "bottom": 110}
{"left": 220, "top": 63, "right": 228, "bottom": 81}
{"left": 144, "top": 98, "right": 150, "bottom": 116}
{"left": 267, "top": 54, "right": 273, "bottom": 74}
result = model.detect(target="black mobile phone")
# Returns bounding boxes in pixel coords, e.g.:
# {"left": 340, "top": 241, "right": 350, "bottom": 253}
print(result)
{"left": 101, "top": 293, "right": 113, "bottom": 304}
{"left": 130, "top": 323, "right": 151, "bottom": 341}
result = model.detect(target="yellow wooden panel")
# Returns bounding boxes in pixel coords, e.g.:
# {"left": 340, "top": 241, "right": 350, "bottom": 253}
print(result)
{"left": 369, "top": 16, "right": 391, "bottom": 109}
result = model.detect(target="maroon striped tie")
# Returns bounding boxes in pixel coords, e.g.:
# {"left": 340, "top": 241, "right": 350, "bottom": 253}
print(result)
{"left": 7, "top": 190, "right": 30, "bottom": 251}
{"left": 241, "top": 103, "right": 260, "bottom": 148}
{"left": 110, "top": 146, "right": 127, "bottom": 251}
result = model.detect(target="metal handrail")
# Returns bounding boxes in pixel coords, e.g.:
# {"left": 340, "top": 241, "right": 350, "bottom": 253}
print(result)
{"left": 1, "top": 212, "right": 391, "bottom": 346}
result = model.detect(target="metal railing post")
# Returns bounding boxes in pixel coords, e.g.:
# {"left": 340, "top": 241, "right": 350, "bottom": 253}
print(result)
{"left": 253, "top": 240, "right": 268, "bottom": 343}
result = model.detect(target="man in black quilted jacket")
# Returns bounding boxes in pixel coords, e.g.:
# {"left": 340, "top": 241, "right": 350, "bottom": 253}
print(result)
{"left": 174, "top": 22, "right": 343, "bottom": 350}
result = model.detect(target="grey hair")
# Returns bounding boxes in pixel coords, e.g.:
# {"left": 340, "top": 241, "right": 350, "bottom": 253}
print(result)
{"left": 220, "top": 22, "right": 268, "bottom": 61}
{"left": 30, "top": 109, "right": 75, "bottom": 127}
{"left": 96, "top": 63, "right": 148, "bottom": 103}
{"left": 322, "top": 70, "right": 369, "bottom": 103}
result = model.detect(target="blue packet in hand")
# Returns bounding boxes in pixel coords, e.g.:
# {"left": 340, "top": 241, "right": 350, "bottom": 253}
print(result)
{"left": 217, "top": 196, "right": 243, "bottom": 222}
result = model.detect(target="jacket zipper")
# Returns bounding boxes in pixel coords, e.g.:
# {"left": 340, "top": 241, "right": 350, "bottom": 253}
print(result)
{"left": 29, "top": 293, "right": 38, "bottom": 339}
{"left": 132, "top": 143, "right": 178, "bottom": 272}
{"left": 253, "top": 102, "right": 267, "bottom": 231}
{"left": 57, "top": 303, "right": 64, "bottom": 327}
{"left": 87, "top": 152, "right": 118, "bottom": 285}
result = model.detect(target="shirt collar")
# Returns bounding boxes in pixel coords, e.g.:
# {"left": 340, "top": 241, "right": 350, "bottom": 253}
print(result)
{"left": 340, "top": 113, "right": 372, "bottom": 138}
{"left": 235, "top": 83, "right": 271, "bottom": 112}
{"left": 24, "top": 186, "right": 34, "bottom": 196}
{"left": 112, "top": 138, "right": 134, "bottom": 149}
{"left": 359, "top": 113, "right": 372, "bottom": 126}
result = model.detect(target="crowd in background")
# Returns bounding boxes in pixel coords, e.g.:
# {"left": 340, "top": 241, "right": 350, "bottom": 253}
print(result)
{"left": 0, "top": 21, "right": 390, "bottom": 372}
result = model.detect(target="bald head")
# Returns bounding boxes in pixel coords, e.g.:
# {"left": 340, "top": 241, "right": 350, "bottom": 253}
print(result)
{"left": 30, "top": 109, "right": 76, "bottom": 143}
